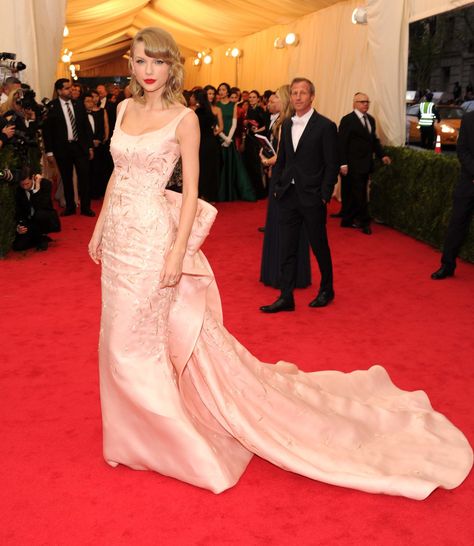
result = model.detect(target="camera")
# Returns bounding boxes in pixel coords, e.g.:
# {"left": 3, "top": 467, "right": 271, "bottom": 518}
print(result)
{"left": 19, "top": 90, "right": 38, "bottom": 111}
{"left": 0, "top": 52, "right": 26, "bottom": 72}
{"left": 0, "top": 59, "right": 26, "bottom": 71}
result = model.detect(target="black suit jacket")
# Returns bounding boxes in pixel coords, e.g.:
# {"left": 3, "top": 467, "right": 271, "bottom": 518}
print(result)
{"left": 15, "top": 178, "right": 60, "bottom": 232}
{"left": 42, "top": 98, "right": 93, "bottom": 156}
{"left": 272, "top": 110, "right": 339, "bottom": 205}
{"left": 456, "top": 110, "right": 474, "bottom": 197}
{"left": 338, "top": 111, "right": 384, "bottom": 174}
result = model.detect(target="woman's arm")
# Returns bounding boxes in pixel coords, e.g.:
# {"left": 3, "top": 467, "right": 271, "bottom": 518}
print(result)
{"left": 87, "top": 102, "right": 125, "bottom": 263}
{"left": 87, "top": 170, "right": 116, "bottom": 263}
{"left": 213, "top": 106, "right": 224, "bottom": 134}
{"left": 159, "top": 110, "right": 200, "bottom": 287}
{"left": 260, "top": 126, "right": 281, "bottom": 168}
{"left": 103, "top": 109, "right": 110, "bottom": 142}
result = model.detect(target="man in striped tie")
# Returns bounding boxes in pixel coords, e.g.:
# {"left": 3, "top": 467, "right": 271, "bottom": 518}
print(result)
{"left": 43, "top": 79, "right": 95, "bottom": 217}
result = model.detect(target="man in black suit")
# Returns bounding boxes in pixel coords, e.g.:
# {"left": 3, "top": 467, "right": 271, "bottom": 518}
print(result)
{"left": 431, "top": 110, "right": 474, "bottom": 279}
{"left": 260, "top": 77, "right": 339, "bottom": 313}
{"left": 338, "top": 92, "right": 391, "bottom": 235}
{"left": 42, "top": 78, "right": 95, "bottom": 216}
{"left": 12, "top": 166, "right": 61, "bottom": 251}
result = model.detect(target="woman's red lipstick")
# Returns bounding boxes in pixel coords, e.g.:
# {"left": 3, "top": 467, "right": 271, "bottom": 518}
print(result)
{"left": 144, "top": 79, "right": 156, "bottom": 84}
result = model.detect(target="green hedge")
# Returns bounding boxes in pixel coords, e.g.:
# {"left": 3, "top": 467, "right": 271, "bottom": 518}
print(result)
{"left": 370, "top": 146, "right": 474, "bottom": 263}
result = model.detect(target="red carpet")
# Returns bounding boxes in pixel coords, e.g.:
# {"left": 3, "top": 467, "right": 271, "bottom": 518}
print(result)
{"left": 1, "top": 199, "right": 473, "bottom": 545}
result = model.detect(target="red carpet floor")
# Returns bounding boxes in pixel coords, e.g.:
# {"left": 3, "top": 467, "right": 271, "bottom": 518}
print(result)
{"left": 1, "top": 198, "right": 473, "bottom": 546}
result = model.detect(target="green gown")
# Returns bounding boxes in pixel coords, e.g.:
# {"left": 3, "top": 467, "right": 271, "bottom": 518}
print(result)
{"left": 217, "top": 101, "right": 256, "bottom": 202}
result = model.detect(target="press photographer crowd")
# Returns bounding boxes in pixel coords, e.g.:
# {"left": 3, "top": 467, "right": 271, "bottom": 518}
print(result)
{"left": 0, "top": 51, "right": 119, "bottom": 256}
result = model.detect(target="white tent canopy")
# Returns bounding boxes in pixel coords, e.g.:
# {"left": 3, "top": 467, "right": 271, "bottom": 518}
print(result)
{"left": 1, "top": 0, "right": 473, "bottom": 145}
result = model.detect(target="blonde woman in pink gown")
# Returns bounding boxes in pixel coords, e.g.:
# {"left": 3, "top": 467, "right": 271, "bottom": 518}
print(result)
{"left": 88, "top": 27, "right": 472, "bottom": 500}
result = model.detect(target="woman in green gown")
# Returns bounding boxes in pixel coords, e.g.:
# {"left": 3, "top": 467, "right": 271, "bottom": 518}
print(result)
{"left": 216, "top": 82, "right": 256, "bottom": 202}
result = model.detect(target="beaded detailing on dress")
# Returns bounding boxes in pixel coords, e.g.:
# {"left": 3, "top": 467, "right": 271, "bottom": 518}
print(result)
{"left": 98, "top": 99, "right": 473, "bottom": 499}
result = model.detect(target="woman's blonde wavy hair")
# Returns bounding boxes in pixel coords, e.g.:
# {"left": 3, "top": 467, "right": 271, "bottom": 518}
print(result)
{"left": 272, "top": 84, "right": 293, "bottom": 138}
{"left": 129, "top": 27, "right": 185, "bottom": 107}
{"left": 0, "top": 88, "right": 22, "bottom": 115}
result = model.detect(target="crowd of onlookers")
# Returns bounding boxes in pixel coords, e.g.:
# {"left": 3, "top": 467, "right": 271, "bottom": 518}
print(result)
{"left": 0, "top": 77, "right": 129, "bottom": 253}
{"left": 0, "top": 75, "right": 283, "bottom": 255}
{"left": 183, "top": 84, "right": 280, "bottom": 203}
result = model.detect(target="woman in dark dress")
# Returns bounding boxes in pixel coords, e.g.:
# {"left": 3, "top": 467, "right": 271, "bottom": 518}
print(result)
{"left": 259, "top": 85, "right": 311, "bottom": 289}
{"left": 195, "top": 89, "right": 221, "bottom": 202}
{"left": 243, "top": 90, "right": 267, "bottom": 199}
{"left": 216, "top": 82, "right": 255, "bottom": 201}
{"left": 86, "top": 90, "right": 110, "bottom": 198}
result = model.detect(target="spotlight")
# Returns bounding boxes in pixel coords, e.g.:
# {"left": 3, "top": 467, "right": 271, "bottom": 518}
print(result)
{"left": 273, "top": 37, "right": 285, "bottom": 49}
{"left": 61, "top": 54, "right": 70, "bottom": 63}
{"left": 203, "top": 54, "right": 212, "bottom": 65}
{"left": 69, "top": 64, "right": 75, "bottom": 72}
{"left": 285, "top": 33, "right": 299, "bottom": 46}
{"left": 230, "top": 47, "right": 241, "bottom": 58}
{"left": 352, "top": 7, "right": 368, "bottom": 25}
{"left": 197, "top": 52, "right": 202, "bottom": 59}
{"left": 225, "top": 48, "right": 232, "bottom": 57}
{"left": 63, "top": 25, "right": 69, "bottom": 37}
{"left": 193, "top": 57, "right": 201, "bottom": 66}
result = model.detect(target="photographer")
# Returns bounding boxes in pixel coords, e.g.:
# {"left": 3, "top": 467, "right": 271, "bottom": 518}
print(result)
{"left": 0, "top": 76, "right": 21, "bottom": 105}
{"left": 0, "top": 87, "right": 41, "bottom": 166}
{"left": 12, "top": 165, "right": 60, "bottom": 252}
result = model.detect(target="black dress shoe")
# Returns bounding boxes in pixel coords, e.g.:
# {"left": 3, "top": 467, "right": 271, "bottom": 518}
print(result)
{"left": 361, "top": 226, "right": 372, "bottom": 235}
{"left": 431, "top": 266, "right": 454, "bottom": 280}
{"left": 340, "top": 221, "right": 356, "bottom": 228}
{"left": 80, "top": 209, "right": 96, "bottom": 217}
{"left": 260, "top": 297, "right": 295, "bottom": 313}
{"left": 36, "top": 237, "right": 49, "bottom": 251}
{"left": 61, "top": 208, "right": 76, "bottom": 217}
{"left": 308, "top": 290, "right": 335, "bottom": 308}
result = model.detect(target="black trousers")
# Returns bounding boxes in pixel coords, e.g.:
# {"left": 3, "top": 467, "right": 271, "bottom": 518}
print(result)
{"left": 55, "top": 142, "right": 91, "bottom": 212}
{"left": 278, "top": 185, "right": 333, "bottom": 299}
{"left": 339, "top": 174, "right": 351, "bottom": 216}
{"left": 441, "top": 192, "right": 474, "bottom": 270}
{"left": 341, "top": 172, "right": 370, "bottom": 227}
{"left": 420, "top": 126, "right": 435, "bottom": 149}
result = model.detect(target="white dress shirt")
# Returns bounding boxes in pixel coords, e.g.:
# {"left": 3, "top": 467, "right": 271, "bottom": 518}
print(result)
{"left": 291, "top": 108, "right": 313, "bottom": 151}
{"left": 59, "top": 98, "right": 76, "bottom": 141}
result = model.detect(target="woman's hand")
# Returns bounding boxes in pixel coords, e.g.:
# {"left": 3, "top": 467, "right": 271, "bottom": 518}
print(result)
{"left": 2, "top": 125, "right": 15, "bottom": 140}
{"left": 88, "top": 230, "right": 103, "bottom": 264}
{"left": 160, "top": 249, "right": 184, "bottom": 288}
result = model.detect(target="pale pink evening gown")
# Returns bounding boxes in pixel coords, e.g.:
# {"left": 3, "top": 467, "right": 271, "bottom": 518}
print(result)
{"left": 99, "top": 99, "right": 472, "bottom": 500}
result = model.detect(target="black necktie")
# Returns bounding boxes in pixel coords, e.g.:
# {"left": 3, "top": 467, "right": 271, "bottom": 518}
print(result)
{"left": 362, "top": 115, "right": 370, "bottom": 133}
{"left": 65, "top": 101, "right": 78, "bottom": 140}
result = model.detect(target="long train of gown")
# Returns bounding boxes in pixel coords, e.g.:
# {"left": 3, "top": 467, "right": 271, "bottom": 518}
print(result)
{"left": 99, "top": 100, "right": 473, "bottom": 500}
